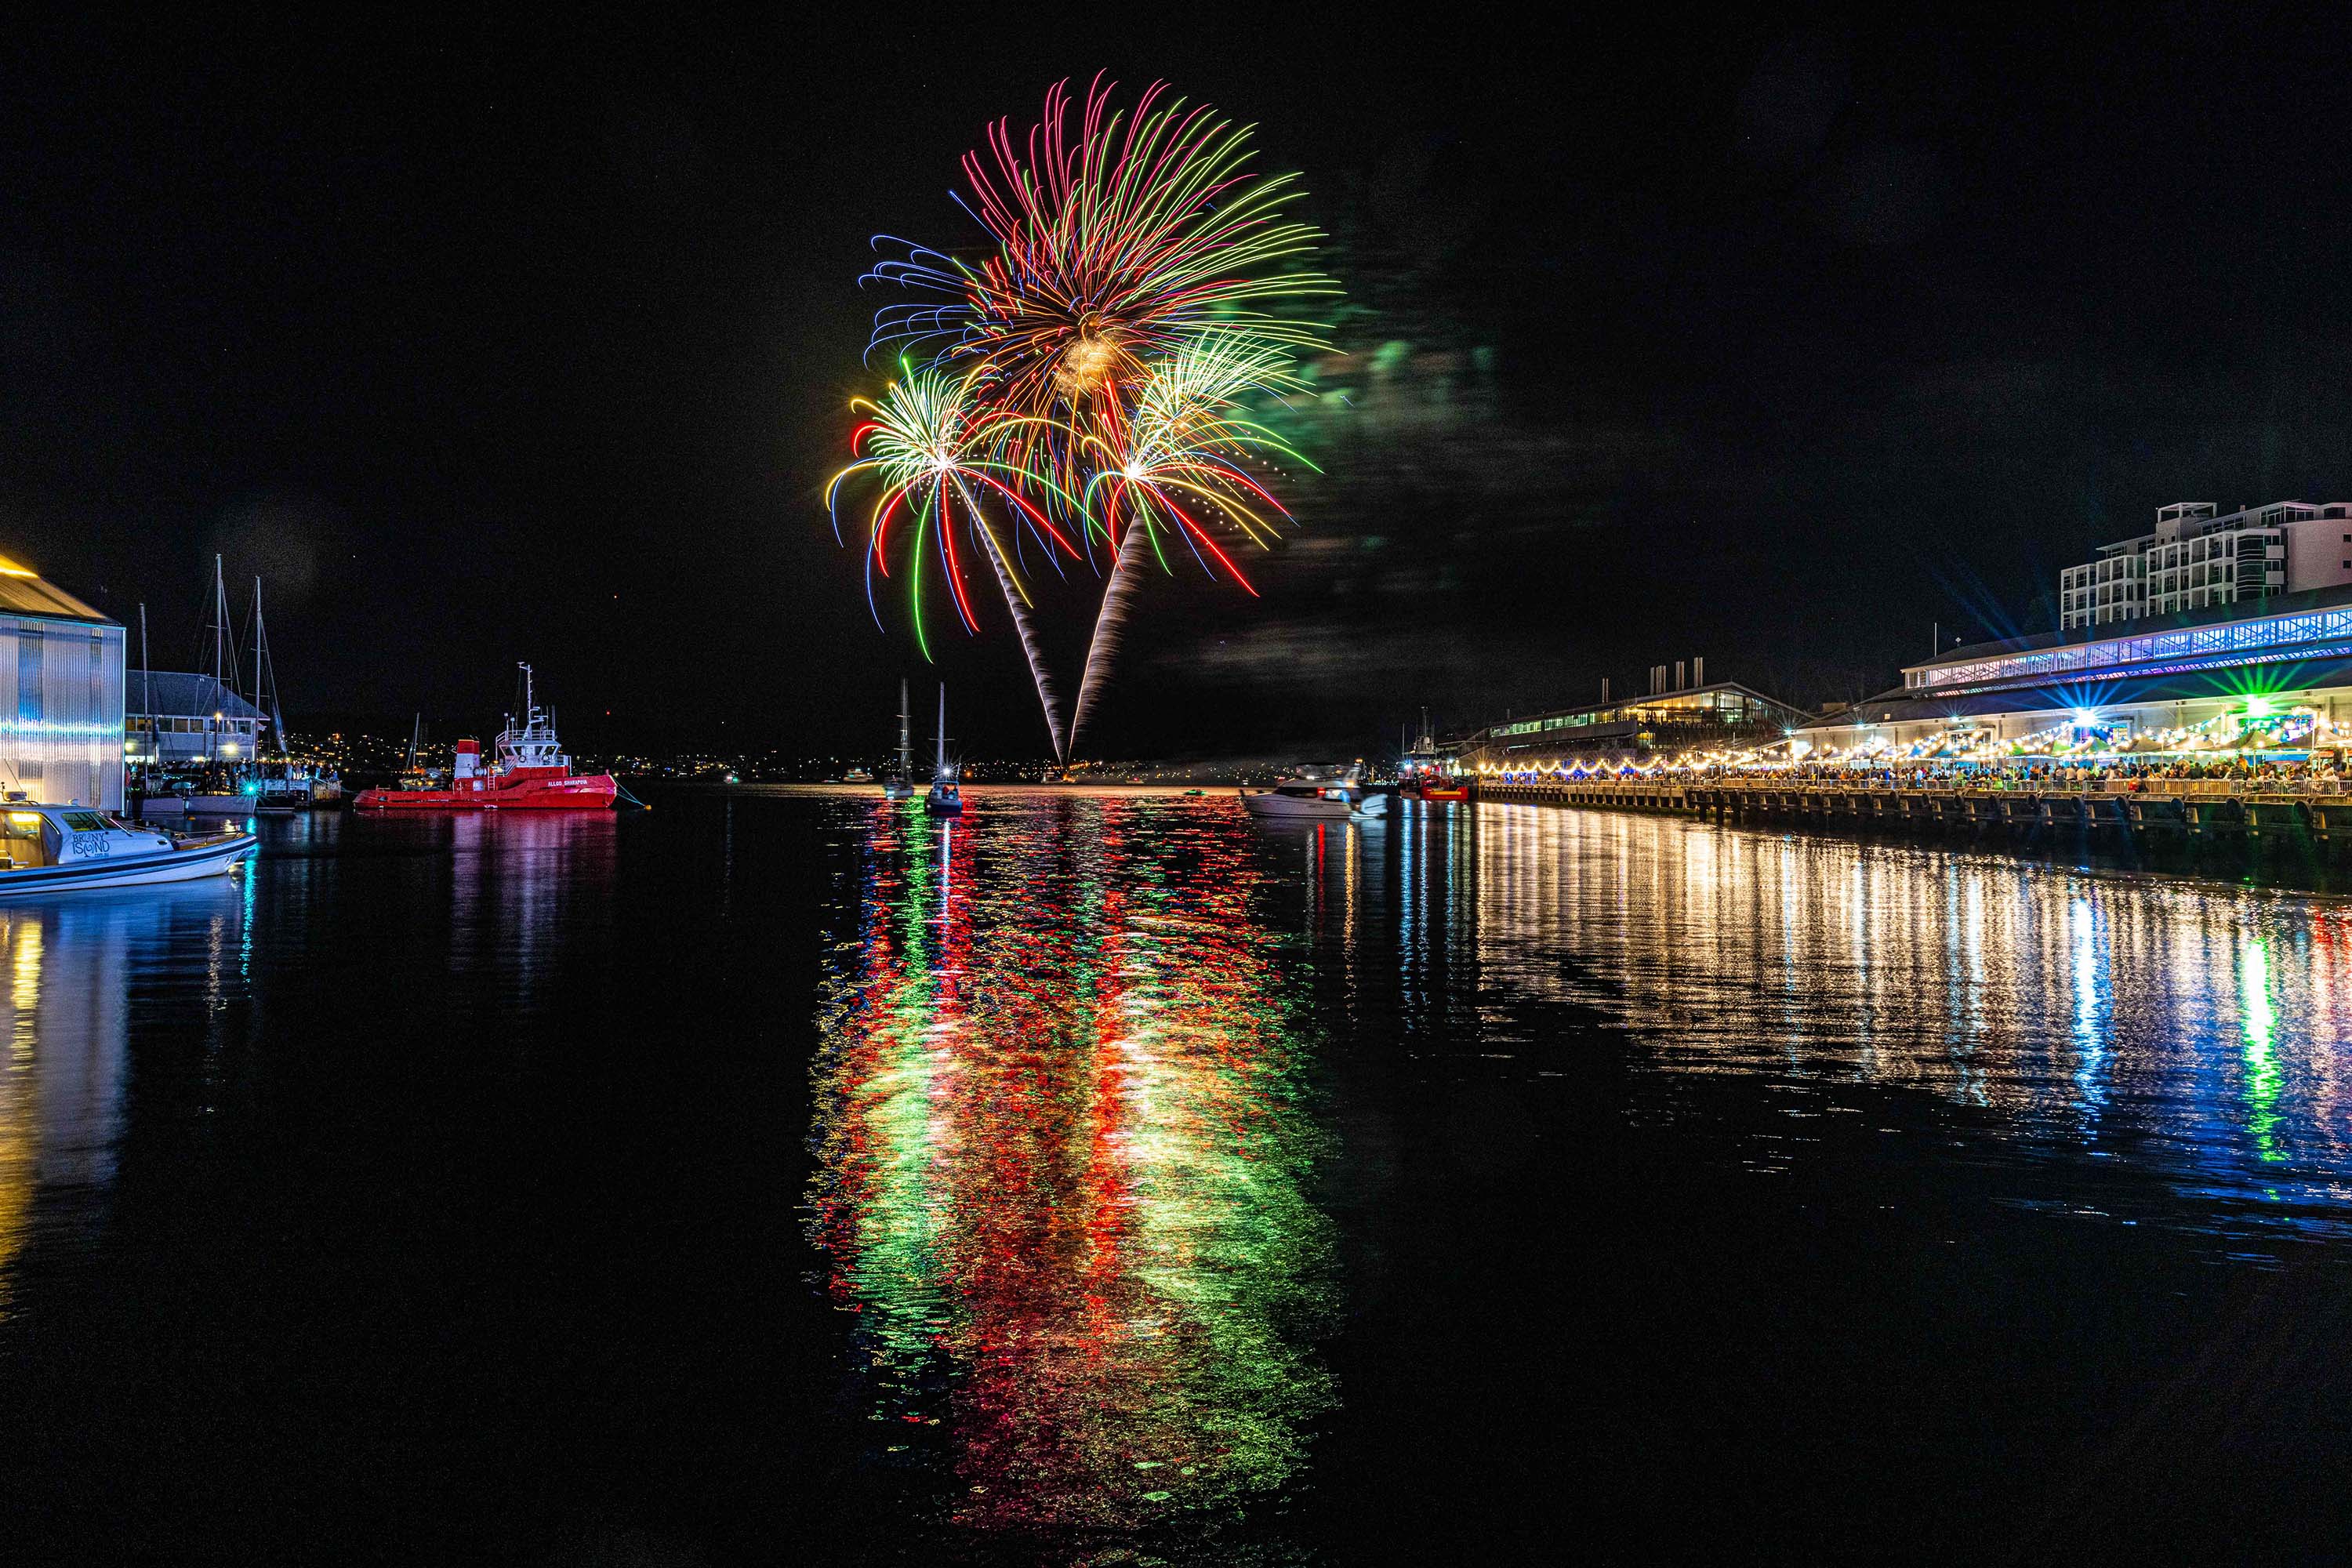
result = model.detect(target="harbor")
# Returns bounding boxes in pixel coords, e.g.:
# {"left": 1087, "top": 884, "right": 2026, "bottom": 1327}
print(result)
{"left": 2, "top": 789, "right": 2348, "bottom": 1560}
{"left": 13, "top": 13, "right": 2352, "bottom": 1564}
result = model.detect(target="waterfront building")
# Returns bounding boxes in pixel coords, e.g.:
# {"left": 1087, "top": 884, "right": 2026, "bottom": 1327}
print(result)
{"left": 1456, "top": 676, "right": 1809, "bottom": 771}
{"left": 2058, "top": 499, "right": 2352, "bottom": 631}
{"left": 1796, "top": 580, "right": 2352, "bottom": 764}
{"left": 124, "top": 672, "right": 270, "bottom": 772}
{"left": 0, "top": 557, "right": 125, "bottom": 810}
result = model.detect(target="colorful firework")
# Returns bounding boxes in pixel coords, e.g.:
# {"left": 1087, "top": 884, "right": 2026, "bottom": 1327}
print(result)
{"left": 1068, "top": 337, "right": 1314, "bottom": 753}
{"left": 826, "top": 363, "right": 1083, "bottom": 757}
{"left": 833, "top": 77, "right": 1334, "bottom": 761}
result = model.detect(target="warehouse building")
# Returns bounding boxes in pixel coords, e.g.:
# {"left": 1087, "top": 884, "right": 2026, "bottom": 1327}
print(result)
{"left": 1455, "top": 664, "right": 1810, "bottom": 772}
{"left": 0, "top": 557, "right": 125, "bottom": 810}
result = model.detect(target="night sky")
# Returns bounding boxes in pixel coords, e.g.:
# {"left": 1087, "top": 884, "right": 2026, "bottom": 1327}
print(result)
{"left": 5, "top": 13, "right": 2349, "bottom": 760}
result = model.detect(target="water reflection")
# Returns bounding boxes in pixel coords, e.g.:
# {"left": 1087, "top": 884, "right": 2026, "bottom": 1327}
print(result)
{"left": 808, "top": 798, "right": 1335, "bottom": 1535}
{"left": 1466, "top": 804, "right": 2352, "bottom": 1235}
{"left": 0, "top": 880, "right": 244, "bottom": 1316}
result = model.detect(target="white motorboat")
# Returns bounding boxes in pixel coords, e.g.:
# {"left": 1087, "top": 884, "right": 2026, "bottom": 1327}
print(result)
{"left": 0, "top": 800, "right": 256, "bottom": 894}
{"left": 1240, "top": 779, "right": 1391, "bottom": 821}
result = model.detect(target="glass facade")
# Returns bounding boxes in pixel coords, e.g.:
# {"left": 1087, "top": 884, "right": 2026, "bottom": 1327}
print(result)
{"left": 1491, "top": 688, "right": 1780, "bottom": 738}
{"left": 0, "top": 616, "right": 125, "bottom": 810}
{"left": 1910, "top": 603, "right": 2352, "bottom": 698}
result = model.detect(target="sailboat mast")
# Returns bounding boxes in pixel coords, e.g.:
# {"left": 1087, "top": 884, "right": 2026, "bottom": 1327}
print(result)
{"left": 250, "top": 577, "right": 263, "bottom": 746}
{"left": 898, "top": 679, "right": 911, "bottom": 777}
{"left": 935, "top": 684, "right": 946, "bottom": 779}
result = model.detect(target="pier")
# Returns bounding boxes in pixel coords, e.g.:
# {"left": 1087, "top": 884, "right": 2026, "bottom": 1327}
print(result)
{"left": 1472, "top": 775, "right": 2352, "bottom": 847}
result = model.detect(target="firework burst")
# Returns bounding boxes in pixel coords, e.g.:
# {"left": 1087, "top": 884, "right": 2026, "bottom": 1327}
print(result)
{"left": 834, "top": 78, "right": 1334, "bottom": 762}
{"left": 827, "top": 364, "right": 1083, "bottom": 756}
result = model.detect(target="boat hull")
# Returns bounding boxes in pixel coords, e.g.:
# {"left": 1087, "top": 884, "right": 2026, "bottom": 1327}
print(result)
{"left": 0, "top": 832, "right": 256, "bottom": 895}
{"left": 353, "top": 772, "right": 618, "bottom": 811}
{"left": 1242, "top": 791, "right": 1388, "bottom": 821}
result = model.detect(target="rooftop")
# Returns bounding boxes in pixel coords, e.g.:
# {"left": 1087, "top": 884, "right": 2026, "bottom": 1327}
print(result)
{"left": 127, "top": 671, "right": 267, "bottom": 724}
{"left": 0, "top": 555, "right": 114, "bottom": 627}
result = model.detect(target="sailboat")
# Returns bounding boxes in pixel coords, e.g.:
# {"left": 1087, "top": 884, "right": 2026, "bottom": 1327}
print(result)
{"left": 883, "top": 680, "right": 915, "bottom": 799}
{"left": 924, "top": 684, "right": 963, "bottom": 817}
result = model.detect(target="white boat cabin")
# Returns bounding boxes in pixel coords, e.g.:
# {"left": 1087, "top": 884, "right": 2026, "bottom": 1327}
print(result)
{"left": 0, "top": 804, "right": 172, "bottom": 870}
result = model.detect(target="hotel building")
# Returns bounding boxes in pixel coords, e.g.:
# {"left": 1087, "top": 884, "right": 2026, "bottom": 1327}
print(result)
{"left": 2059, "top": 500, "right": 2352, "bottom": 631}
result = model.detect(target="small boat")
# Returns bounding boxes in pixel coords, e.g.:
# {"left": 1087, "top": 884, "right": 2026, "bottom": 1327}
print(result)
{"left": 924, "top": 684, "right": 963, "bottom": 817}
{"left": 842, "top": 768, "right": 874, "bottom": 784}
{"left": 884, "top": 681, "right": 915, "bottom": 799}
{"left": 0, "top": 799, "right": 255, "bottom": 893}
{"left": 354, "top": 664, "right": 616, "bottom": 811}
{"left": 1241, "top": 778, "right": 1391, "bottom": 821}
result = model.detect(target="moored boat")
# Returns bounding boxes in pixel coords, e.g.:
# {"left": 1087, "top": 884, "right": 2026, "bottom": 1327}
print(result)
{"left": 1241, "top": 778, "right": 1390, "bottom": 821}
{"left": 354, "top": 664, "right": 615, "bottom": 811}
{"left": 924, "top": 684, "right": 963, "bottom": 817}
{"left": 0, "top": 800, "right": 255, "bottom": 894}
{"left": 883, "top": 680, "right": 915, "bottom": 799}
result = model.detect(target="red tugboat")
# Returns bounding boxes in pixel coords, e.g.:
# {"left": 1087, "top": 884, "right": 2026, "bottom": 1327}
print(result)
{"left": 354, "top": 664, "right": 616, "bottom": 811}
{"left": 1398, "top": 708, "right": 1471, "bottom": 801}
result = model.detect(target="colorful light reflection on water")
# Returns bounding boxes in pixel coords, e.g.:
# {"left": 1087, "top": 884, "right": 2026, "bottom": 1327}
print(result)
{"left": 1465, "top": 803, "right": 2352, "bottom": 1239}
{"left": 808, "top": 798, "right": 1335, "bottom": 1534}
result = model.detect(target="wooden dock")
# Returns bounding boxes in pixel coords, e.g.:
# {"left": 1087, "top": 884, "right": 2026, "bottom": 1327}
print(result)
{"left": 1471, "top": 777, "right": 2352, "bottom": 844}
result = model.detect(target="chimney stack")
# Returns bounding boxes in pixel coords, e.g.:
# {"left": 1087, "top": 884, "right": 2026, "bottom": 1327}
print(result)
{"left": 1693, "top": 655, "right": 1704, "bottom": 688}
{"left": 1674, "top": 659, "right": 1686, "bottom": 690}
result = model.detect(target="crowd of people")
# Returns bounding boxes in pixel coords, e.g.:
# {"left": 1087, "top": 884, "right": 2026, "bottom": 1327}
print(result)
{"left": 1486, "top": 755, "right": 2352, "bottom": 793}
{"left": 1689, "top": 756, "right": 2349, "bottom": 792}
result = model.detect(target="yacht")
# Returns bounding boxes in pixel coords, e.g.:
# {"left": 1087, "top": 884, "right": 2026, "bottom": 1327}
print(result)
{"left": 924, "top": 685, "right": 963, "bottom": 817}
{"left": 1240, "top": 777, "right": 1390, "bottom": 821}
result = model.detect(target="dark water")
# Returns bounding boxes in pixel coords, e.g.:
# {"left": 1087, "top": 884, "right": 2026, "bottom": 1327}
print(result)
{"left": 2, "top": 791, "right": 2351, "bottom": 1561}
